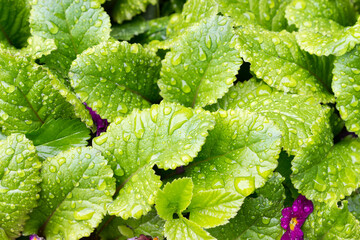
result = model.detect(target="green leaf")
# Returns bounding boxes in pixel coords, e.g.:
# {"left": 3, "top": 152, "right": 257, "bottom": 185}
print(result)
{"left": 70, "top": 39, "right": 161, "bottom": 122}
{"left": 26, "top": 119, "right": 90, "bottom": 160}
{"left": 0, "top": 47, "right": 76, "bottom": 134}
{"left": 159, "top": 15, "right": 242, "bottom": 108}
{"left": 188, "top": 190, "right": 242, "bottom": 228}
{"left": 332, "top": 45, "right": 360, "bottom": 134}
{"left": 30, "top": 0, "right": 111, "bottom": 75}
{"left": 183, "top": 109, "right": 282, "bottom": 199}
{"left": 348, "top": 190, "right": 360, "bottom": 221}
{"left": 236, "top": 25, "right": 334, "bottom": 102}
{"left": 19, "top": 36, "right": 57, "bottom": 60}
{"left": 93, "top": 101, "right": 215, "bottom": 219}
{"left": 0, "top": 134, "right": 41, "bottom": 239}
{"left": 155, "top": 178, "right": 194, "bottom": 221}
{"left": 303, "top": 201, "right": 360, "bottom": 238}
{"left": 111, "top": 0, "right": 157, "bottom": 24}
{"left": 165, "top": 218, "right": 215, "bottom": 240}
{"left": 23, "top": 147, "right": 115, "bottom": 240}
{"left": 98, "top": 210, "right": 165, "bottom": 240}
{"left": 208, "top": 173, "right": 285, "bottom": 240}
{"left": 0, "top": 0, "right": 31, "bottom": 48}
{"left": 292, "top": 113, "right": 360, "bottom": 204}
{"left": 218, "top": 0, "right": 292, "bottom": 31}
{"left": 286, "top": 0, "right": 359, "bottom": 56}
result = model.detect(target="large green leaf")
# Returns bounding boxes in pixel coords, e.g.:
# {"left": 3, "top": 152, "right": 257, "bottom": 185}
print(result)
{"left": 0, "top": 47, "right": 76, "bottom": 134}
{"left": 23, "top": 147, "right": 115, "bottom": 240}
{"left": 0, "top": 0, "right": 31, "bottom": 48}
{"left": 183, "top": 109, "right": 282, "bottom": 200}
{"left": 236, "top": 25, "right": 334, "bottom": 102}
{"left": 208, "top": 173, "right": 285, "bottom": 240}
{"left": 26, "top": 119, "right": 91, "bottom": 160}
{"left": 159, "top": 15, "right": 242, "bottom": 108}
{"left": 303, "top": 201, "right": 360, "bottom": 239}
{"left": 165, "top": 218, "right": 215, "bottom": 240}
{"left": 111, "top": 0, "right": 157, "bottom": 24}
{"left": 286, "top": 0, "right": 360, "bottom": 56}
{"left": 70, "top": 39, "right": 161, "bottom": 122}
{"left": 332, "top": 45, "right": 360, "bottom": 134}
{"left": 30, "top": 0, "right": 111, "bottom": 76}
{"left": 92, "top": 101, "right": 215, "bottom": 219}
{"left": 0, "top": 134, "right": 41, "bottom": 239}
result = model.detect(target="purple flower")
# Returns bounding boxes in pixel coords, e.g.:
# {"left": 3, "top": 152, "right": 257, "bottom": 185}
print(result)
{"left": 127, "top": 235, "right": 158, "bottom": 240}
{"left": 29, "top": 235, "right": 45, "bottom": 240}
{"left": 281, "top": 195, "right": 313, "bottom": 240}
{"left": 84, "top": 102, "right": 109, "bottom": 136}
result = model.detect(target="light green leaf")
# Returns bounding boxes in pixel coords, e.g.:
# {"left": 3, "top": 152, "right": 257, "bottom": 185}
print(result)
{"left": 286, "top": 0, "right": 359, "bottom": 56}
{"left": 0, "top": 47, "right": 76, "bottom": 134}
{"left": 93, "top": 102, "right": 215, "bottom": 219}
{"left": 159, "top": 15, "right": 242, "bottom": 108}
{"left": 303, "top": 201, "right": 360, "bottom": 239}
{"left": 332, "top": 45, "right": 360, "bottom": 134}
{"left": 236, "top": 25, "right": 334, "bottom": 102}
{"left": 30, "top": 0, "right": 111, "bottom": 75}
{"left": 23, "top": 147, "right": 115, "bottom": 240}
{"left": 0, "top": 134, "right": 41, "bottom": 239}
{"left": 208, "top": 173, "right": 285, "bottom": 240}
{"left": 26, "top": 119, "right": 90, "bottom": 160}
{"left": 19, "top": 36, "right": 57, "bottom": 60}
{"left": 0, "top": 0, "right": 31, "bottom": 48}
{"left": 156, "top": 178, "right": 194, "bottom": 221}
{"left": 98, "top": 210, "right": 165, "bottom": 240}
{"left": 292, "top": 114, "right": 360, "bottom": 204}
{"left": 165, "top": 218, "right": 215, "bottom": 240}
{"left": 111, "top": 0, "right": 157, "bottom": 24}
{"left": 218, "top": 0, "right": 292, "bottom": 31}
{"left": 70, "top": 39, "right": 161, "bottom": 122}
{"left": 188, "top": 190, "right": 242, "bottom": 228}
{"left": 183, "top": 109, "right": 282, "bottom": 199}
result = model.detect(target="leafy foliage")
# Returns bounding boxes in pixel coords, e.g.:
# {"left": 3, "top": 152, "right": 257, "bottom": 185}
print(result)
{"left": 111, "top": 0, "right": 157, "bottom": 24}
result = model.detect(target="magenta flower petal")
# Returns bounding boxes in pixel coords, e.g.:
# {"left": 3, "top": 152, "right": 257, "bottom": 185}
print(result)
{"left": 83, "top": 102, "right": 109, "bottom": 136}
{"left": 29, "top": 235, "right": 45, "bottom": 240}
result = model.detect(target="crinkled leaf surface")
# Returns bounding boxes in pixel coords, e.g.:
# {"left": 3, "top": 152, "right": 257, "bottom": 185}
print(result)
{"left": 236, "top": 25, "right": 334, "bottom": 102}
{"left": 93, "top": 102, "right": 215, "bottom": 219}
{"left": 30, "top": 0, "right": 111, "bottom": 75}
{"left": 24, "top": 147, "right": 115, "bottom": 240}
{"left": 70, "top": 39, "right": 161, "bottom": 122}
{"left": 348, "top": 191, "right": 360, "bottom": 221}
{"left": 218, "top": 0, "right": 292, "bottom": 31}
{"left": 0, "top": 47, "right": 75, "bottom": 134}
{"left": 0, "top": 0, "right": 31, "bottom": 48}
{"left": 183, "top": 109, "right": 282, "bottom": 200}
{"left": 26, "top": 119, "right": 90, "bottom": 160}
{"left": 111, "top": 0, "right": 157, "bottom": 24}
{"left": 332, "top": 45, "right": 360, "bottom": 134}
{"left": 208, "top": 173, "right": 285, "bottom": 240}
{"left": 286, "top": 0, "right": 360, "bottom": 56}
{"left": 0, "top": 134, "right": 41, "bottom": 239}
{"left": 303, "top": 201, "right": 360, "bottom": 239}
{"left": 165, "top": 218, "right": 215, "bottom": 240}
{"left": 19, "top": 36, "right": 57, "bottom": 60}
{"left": 159, "top": 15, "right": 242, "bottom": 108}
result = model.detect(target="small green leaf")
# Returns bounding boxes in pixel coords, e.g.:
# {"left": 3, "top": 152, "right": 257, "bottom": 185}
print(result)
{"left": 159, "top": 15, "right": 242, "bottom": 108}
{"left": 93, "top": 102, "right": 215, "bottom": 219}
{"left": 208, "top": 173, "right": 285, "bottom": 240}
{"left": 348, "top": 190, "right": 360, "bottom": 221}
{"left": 19, "top": 36, "right": 57, "bottom": 60}
{"left": 23, "top": 147, "right": 115, "bottom": 240}
{"left": 30, "top": 0, "right": 111, "bottom": 75}
{"left": 155, "top": 178, "right": 194, "bottom": 221}
{"left": 0, "top": 134, "right": 41, "bottom": 239}
{"left": 70, "top": 39, "right": 161, "bottom": 122}
{"left": 303, "top": 201, "right": 360, "bottom": 238}
{"left": 111, "top": 0, "right": 157, "bottom": 24}
{"left": 0, "top": 229, "right": 10, "bottom": 240}
{"left": 236, "top": 25, "right": 334, "bottom": 102}
{"left": 26, "top": 119, "right": 91, "bottom": 160}
{"left": 111, "top": 16, "right": 150, "bottom": 41}
{"left": 165, "top": 218, "right": 215, "bottom": 240}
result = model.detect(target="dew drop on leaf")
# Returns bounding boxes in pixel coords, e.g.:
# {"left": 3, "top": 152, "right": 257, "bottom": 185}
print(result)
{"left": 74, "top": 208, "right": 95, "bottom": 220}
{"left": 234, "top": 176, "right": 255, "bottom": 196}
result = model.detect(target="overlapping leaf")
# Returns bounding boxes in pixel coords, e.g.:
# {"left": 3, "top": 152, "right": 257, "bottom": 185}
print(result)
{"left": 165, "top": 218, "right": 215, "bottom": 240}
{"left": 30, "top": 0, "right": 111, "bottom": 76}
{"left": 236, "top": 25, "right": 334, "bottom": 102}
{"left": 0, "top": 134, "right": 41, "bottom": 239}
{"left": 111, "top": 0, "right": 157, "bottom": 24}
{"left": 208, "top": 173, "right": 285, "bottom": 240}
{"left": 159, "top": 15, "right": 242, "bottom": 108}
{"left": 0, "top": 47, "right": 76, "bottom": 134}
{"left": 348, "top": 191, "right": 360, "bottom": 221}
{"left": 286, "top": 0, "right": 360, "bottom": 56}
{"left": 92, "top": 102, "right": 215, "bottom": 219}
{"left": 70, "top": 39, "right": 161, "bottom": 122}
{"left": 24, "top": 147, "right": 115, "bottom": 240}
{"left": 332, "top": 45, "right": 360, "bottom": 134}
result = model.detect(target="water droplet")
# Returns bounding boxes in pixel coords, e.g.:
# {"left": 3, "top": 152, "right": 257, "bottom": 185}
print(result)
{"left": 93, "top": 135, "right": 108, "bottom": 145}
{"left": 198, "top": 47, "right": 207, "bottom": 61}
{"left": 163, "top": 106, "right": 172, "bottom": 115}
{"left": 116, "top": 102, "right": 128, "bottom": 114}
{"left": 351, "top": 68, "right": 360, "bottom": 75}
{"left": 90, "top": 1, "right": 100, "bottom": 8}
{"left": 49, "top": 165, "right": 57, "bottom": 173}
{"left": 313, "top": 176, "right": 327, "bottom": 192}
{"left": 205, "top": 35, "right": 212, "bottom": 49}
{"left": 74, "top": 208, "right": 95, "bottom": 220}
{"left": 81, "top": 5, "right": 86, "bottom": 11}
{"left": 46, "top": 21, "right": 59, "bottom": 34}
{"left": 294, "top": 0, "right": 306, "bottom": 10}
{"left": 198, "top": 173, "right": 206, "bottom": 179}
{"left": 134, "top": 115, "right": 145, "bottom": 139}
{"left": 171, "top": 53, "right": 182, "bottom": 66}
{"left": 25, "top": 120, "right": 33, "bottom": 125}
{"left": 122, "top": 132, "right": 131, "bottom": 142}
{"left": 169, "top": 108, "right": 193, "bottom": 135}
{"left": 49, "top": 192, "right": 55, "bottom": 199}
{"left": 234, "top": 176, "right": 255, "bottom": 196}
{"left": 181, "top": 154, "right": 191, "bottom": 163}
{"left": 281, "top": 75, "right": 297, "bottom": 88}
{"left": 97, "top": 179, "right": 107, "bottom": 191}
{"left": 92, "top": 100, "right": 103, "bottom": 109}
{"left": 124, "top": 63, "right": 131, "bottom": 73}
{"left": 57, "top": 157, "right": 66, "bottom": 166}
{"left": 5, "top": 148, "right": 14, "bottom": 155}
{"left": 114, "top": 164, "right": 125, "bottom": 176}
{"left": 180, "top": 80, "right": 191, "bottom": 93}
{"left": 211, "top": 179, "right": 224, "bottom": 189}
{"left": 262, "top": 217, "right": 270, "bottom": 225}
